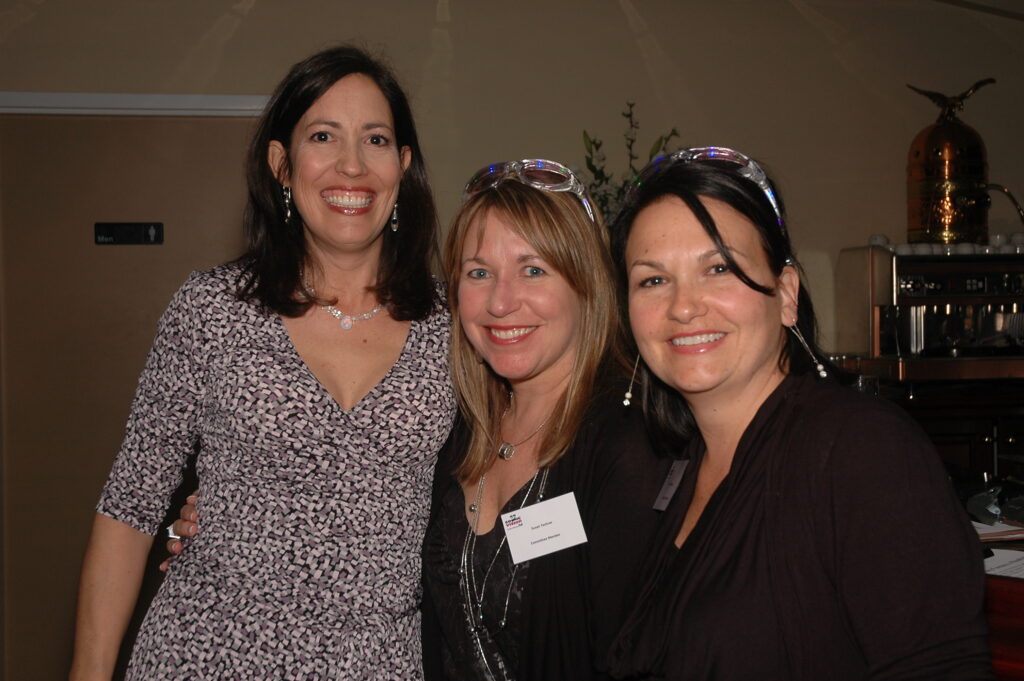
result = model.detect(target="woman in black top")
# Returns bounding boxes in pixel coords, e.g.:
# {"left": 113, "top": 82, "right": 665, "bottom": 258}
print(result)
{"left": 423, "top": 161, "right": 671, "bottom": 681}
{"left": 606, "top": 147, "right": 991, "bottom": 680}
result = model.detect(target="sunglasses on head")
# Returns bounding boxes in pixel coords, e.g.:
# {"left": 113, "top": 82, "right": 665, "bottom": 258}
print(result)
{"left": 463, "top": 159, "right": 597, "bottom": 224}
{"left": 628, "top": 146, "right": 783, "bottom": 226}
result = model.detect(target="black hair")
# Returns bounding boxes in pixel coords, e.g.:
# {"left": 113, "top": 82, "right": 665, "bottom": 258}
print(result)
{"left": 609, "top": 156, "right": 838, "bottom": 455}
{"left": 234, "top": 45, "right": 439, "bottom": 319}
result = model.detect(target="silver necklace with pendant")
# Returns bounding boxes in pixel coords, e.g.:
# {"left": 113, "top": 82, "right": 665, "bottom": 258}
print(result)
{"left": 496, "top": 407, "right": 550, "bottom": 461}
{"left": 303, "top": 280, "right": 383, "bottom": 331}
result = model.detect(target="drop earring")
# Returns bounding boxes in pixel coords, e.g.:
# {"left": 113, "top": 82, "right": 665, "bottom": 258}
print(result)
{"left": 390, "top": 202, "right": 399, "bottom": 232}
{"left": 282, "top": 186, "right": 292, "bottom": 222}
{"left": 623, "top": 354, "right": 640, "bottom": 406}
{"left": 789, "top": 323, "right": 827, "bottom": 378}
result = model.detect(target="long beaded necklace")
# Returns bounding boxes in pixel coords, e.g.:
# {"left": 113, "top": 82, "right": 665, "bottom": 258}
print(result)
{"left": 460, "top": 465, "right": 550, "bottom": 680}
{"left": 302, "top": 280, "right": 383, "bottom": 330}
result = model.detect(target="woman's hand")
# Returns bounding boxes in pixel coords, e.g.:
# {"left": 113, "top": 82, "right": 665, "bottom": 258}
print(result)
{"left": 158, "top": 492, "right": 200, "bottom": 572}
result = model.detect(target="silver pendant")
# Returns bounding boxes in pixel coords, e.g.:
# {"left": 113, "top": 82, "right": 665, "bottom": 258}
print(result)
{"left": 339, "top": 315, "right": 354, "bottom": 330}
{"left": 497, "top": 442, "right": 515, "bottom": 460}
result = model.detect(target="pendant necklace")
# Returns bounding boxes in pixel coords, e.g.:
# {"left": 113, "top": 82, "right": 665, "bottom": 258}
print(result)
{"left": 496, "top": 406, "right": 549, "bottom": 461}
{"left": 303, "top": 280, "right": 383, "bottom": 331}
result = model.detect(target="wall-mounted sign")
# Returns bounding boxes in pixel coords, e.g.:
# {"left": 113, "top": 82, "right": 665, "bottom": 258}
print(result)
{"left": 94, "top": 222, "right": 163, "bottom": 245}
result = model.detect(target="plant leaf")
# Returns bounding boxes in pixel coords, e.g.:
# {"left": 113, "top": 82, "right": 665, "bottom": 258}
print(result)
{"left": 648, "top": 136, "right": 664, "bottom": 160}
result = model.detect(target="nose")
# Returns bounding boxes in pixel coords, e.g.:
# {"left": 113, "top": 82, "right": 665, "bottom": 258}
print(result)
{"left": 486, "top": 277, "right": 521, "bottom": 318}
{"left": 667, "top": 284, "right": 707, "bottom": 324}
{"left": 334, "top": 142, "right": 366, "bottom": 177}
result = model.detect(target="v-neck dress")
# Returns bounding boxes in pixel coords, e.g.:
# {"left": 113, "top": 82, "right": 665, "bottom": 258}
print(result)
{"left": 97, "top": 263, "right": 457, "bottom": 680}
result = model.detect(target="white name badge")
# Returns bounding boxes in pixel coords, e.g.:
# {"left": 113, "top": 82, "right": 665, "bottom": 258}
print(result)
{"left": 501, "top": 492, "right": 588, "bottom": 564}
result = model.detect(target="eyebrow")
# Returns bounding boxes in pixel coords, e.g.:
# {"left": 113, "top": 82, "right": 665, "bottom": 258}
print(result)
{"left": 629, "top": 246, "right": 746, "bottom": 271}
{"left": 462, "top": 253, "right": 543, "bottom": 267}
{"left": 629, "top": 257, "right": 664, "bottom": 271}
{"left": 303, "top": 119, "right": 395, "bottom": 132}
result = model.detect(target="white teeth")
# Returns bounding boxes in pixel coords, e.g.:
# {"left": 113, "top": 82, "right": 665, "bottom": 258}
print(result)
{"left": 490, "top": 327, "right": 535, "bottom": 340}
{"left": 671, "top": 332, "right": 725, "bottom": 346}
{"left": 323, "top": 194, "right": 372, "bottom": 208}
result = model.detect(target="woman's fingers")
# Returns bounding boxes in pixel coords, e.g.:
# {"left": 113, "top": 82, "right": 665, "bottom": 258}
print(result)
{"left": 160, "top": 491, "right": 201, "bottom": 572}
{"left": 172, "top": 518, "right": 197, "bottom": 538}
{"left": 180, "top": 501, "right": 197, "bottom": 523}
{"left": 158, "top": 540, "right": 182, "bottom": 572}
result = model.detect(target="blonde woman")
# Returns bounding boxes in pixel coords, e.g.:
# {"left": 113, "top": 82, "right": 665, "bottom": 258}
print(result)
{"left": 421, "top": 162, "right": 671, "bottom": 681}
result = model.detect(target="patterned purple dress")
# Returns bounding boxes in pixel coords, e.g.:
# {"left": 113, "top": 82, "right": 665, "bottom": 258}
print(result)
{"left": 97, "top": 264, "right": 456, "bottom": 680}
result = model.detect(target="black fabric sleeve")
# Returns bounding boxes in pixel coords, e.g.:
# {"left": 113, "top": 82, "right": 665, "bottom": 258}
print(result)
{"left": 823, "top": 402, "right": 992, "bottom": 680}
{"left": 421, "top": 417, "right": 467, "bottom": 681}
{"left": 519, "top": 389, "right": 669, "bottom": 681}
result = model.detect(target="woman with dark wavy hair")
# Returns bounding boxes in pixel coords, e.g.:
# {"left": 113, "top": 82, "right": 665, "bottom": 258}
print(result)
{"left": 71, "top": 46, "right": 456, "bottom": 680}
{"left": 606, "top": 147, "right": 990, "bottom": 680}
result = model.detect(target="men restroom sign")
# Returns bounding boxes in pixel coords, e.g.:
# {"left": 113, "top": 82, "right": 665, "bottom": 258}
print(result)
{"left": 94, "top": 222, "right": 163, "bottom": 245}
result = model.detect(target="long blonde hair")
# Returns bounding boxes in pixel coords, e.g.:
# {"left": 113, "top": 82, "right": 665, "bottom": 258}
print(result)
{"left": 443, "top": 181, "right": 622, "bottom": 483}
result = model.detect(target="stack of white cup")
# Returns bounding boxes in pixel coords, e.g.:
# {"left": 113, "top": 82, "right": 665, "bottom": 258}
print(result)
{"left": 869, "top": 232, "right": 1024, "bottom": 255}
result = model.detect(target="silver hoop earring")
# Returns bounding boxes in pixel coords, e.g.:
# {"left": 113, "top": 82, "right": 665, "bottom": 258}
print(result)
{"left": 390, "top": 202, "right": 399, "bottom": 232}
{"left": 282, "top": 186, "right": 292, "bottom": 222}
{"left": 788, "top": 324, "right": 827, "bottom": 378}
{"left": 623, "top": 354, "right": 641, "bottom": 406}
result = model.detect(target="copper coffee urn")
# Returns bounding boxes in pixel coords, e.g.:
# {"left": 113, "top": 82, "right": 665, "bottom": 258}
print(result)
{"left": 906, "top": 78, "right": 995, "bottom": 244}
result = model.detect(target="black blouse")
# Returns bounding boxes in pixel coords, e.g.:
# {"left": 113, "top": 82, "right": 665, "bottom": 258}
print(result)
{"left": 425, "top": 460, "right": 540, "bottom": 680}
{"left": 423, "top": 384, "right": 674, "bottom": 681}
{"left": 608, "top": 373, "right": 992, "bottom": 681}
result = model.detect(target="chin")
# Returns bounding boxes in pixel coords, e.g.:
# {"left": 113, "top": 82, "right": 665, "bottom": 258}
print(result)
{"left": 481, "top": 357, "right": 526, "bottom": 380}
{"left": 491, "top": 367, "right": 535, "bottom": 383}
{"left": 663, "top": 372, "right": 725, "bottom": 398}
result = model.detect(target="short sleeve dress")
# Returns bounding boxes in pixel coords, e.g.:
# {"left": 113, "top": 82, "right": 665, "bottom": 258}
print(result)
{"left": 97, "top": 264, "right": 457, "bottom": 680}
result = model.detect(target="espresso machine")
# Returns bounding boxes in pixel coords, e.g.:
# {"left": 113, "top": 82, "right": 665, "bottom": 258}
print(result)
{"left": 835, "top": 247, "right": 1024, "bottom": 381}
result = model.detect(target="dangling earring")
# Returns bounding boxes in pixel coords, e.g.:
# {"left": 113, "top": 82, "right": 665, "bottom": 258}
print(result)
{"left": 282, "top": 186, "right": 292, "bottom": 222}
{"left": 390, "top": 202, "right": 399, "bottom": 232}
{"left": 623, "top": 354, "right": 641, "bottom": 406}
{"left": 788, "top": 323, "right": 827, "bottom": 378}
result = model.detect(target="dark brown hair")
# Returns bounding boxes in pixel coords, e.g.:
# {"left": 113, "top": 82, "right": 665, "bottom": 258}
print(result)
{"left": 235, "top": 45, "right": 439, "bottom": 319}
{"left": 610, "top": 157, "right": 837, "bottom": 453}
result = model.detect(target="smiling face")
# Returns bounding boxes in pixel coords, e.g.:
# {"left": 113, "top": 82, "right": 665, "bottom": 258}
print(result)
{"left": 457, "top": 210, "right": 583, "bottom": 393}
{"left": 268, "top": 73, "right": 411, "bottom": 257}
{"left": 625, "top": 195, "right": 799, "bottom": 407}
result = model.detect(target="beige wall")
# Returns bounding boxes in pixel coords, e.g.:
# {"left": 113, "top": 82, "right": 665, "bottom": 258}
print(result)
{"left": 4, "top": 1, "right": 1024, "bottom": 335}
{"left": 2, "top": 1, "right": 1023, "bottom": 678}
{"left": 1, "top": 115, "right": 251, "bottom": 679}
